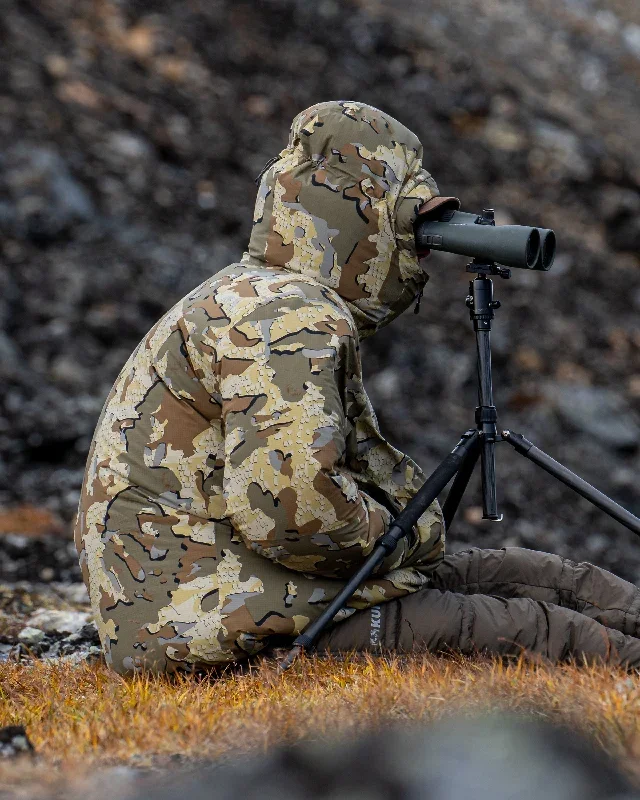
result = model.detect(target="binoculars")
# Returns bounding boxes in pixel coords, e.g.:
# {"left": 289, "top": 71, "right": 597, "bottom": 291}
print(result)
{"left": 415, "top": 205, "right": 556, "bottom": 271}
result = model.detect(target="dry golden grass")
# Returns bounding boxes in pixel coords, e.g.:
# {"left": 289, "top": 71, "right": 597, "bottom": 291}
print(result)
{"left": 1, "top": 652, "right": 640, "bottom": 791}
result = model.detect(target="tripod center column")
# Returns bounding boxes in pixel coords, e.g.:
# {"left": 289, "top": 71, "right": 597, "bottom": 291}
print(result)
{"left": 469, "top": 274, "right": 497, "bottom": 411}
{"left": 468, "top": 273, "right": 502, "bottom": 520}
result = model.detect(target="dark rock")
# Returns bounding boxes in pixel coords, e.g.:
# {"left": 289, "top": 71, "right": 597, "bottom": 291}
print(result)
{"left": 0, "top": 145, "right": 95, "bottom": 242}
{"left": 548, "top": 385, "right": 640, "bottom": 451}
{"left": 0, "top": 533, "right": 81, "bottom": 584}
{"left": 0, "top": 726, "right": 35, "bottom": 759}
{"left": 0, "top": 643, "right": 18, "bottom": 663}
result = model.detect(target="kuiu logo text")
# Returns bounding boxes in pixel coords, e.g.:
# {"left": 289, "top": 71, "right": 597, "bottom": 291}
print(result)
{"left": 370, "top": 606, "right": 382, "bottom": 646}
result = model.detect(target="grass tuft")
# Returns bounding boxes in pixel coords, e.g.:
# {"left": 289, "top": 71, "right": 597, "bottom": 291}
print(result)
{"left": 0, "top": 653, "right": 640, "bottom": 790}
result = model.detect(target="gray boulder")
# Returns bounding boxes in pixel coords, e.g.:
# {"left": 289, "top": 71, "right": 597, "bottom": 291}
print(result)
{"left": 0, "top": 144, "right": 95, "bottom": 242}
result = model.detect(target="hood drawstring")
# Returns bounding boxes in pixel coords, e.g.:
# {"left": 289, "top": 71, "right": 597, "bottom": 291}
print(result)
{"left": 254, "top": 156, "right": 281, "bottom": 186}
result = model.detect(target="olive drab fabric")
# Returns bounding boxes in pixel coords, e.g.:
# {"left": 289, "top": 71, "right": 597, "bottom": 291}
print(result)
{"left": 317, "top": 548, "right": 640, "bottom": 669}
{"left": 74, "top": 100, "right": 446, "bottom": 674}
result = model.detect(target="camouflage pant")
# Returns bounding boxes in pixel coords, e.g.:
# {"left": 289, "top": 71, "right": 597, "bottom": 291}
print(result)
{"left": 317, "top": 547, "right": 640, "bottom": 669}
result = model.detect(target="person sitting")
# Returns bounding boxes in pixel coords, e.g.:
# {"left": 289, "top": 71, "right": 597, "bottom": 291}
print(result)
{"left": 74, "top": 100, "right": 640, "bottom": 674}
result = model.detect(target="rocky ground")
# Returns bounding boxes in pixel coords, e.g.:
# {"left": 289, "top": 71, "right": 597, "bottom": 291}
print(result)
{"left": 0, "top": 578, "right": 98, "bottom": 667}
{"left": 1, "top": 0, "right": 640, "bottom": 663}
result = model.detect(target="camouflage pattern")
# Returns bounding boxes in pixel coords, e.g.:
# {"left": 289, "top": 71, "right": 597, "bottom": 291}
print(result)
{"left": 248, "top": 100, "right": 440, "bottom": 338}
{"left": 74, "top": 100, "right": 445, "bottom": 674}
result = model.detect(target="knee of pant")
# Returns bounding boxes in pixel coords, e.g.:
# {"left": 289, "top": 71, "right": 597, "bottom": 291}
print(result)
{"left": 466, "top": 595, "right": 540, "bottom": 656}
{"left": 434, "top": 547, "right": 502, "bottom": 593}
{"left": 502, "top": 547, "right": 565, "bottom": 587}
{"left": 430, "top": 549, "right": 476, "bottom": 591}
{"left": 395, "top": 589, "right": 466, "bottom": 652}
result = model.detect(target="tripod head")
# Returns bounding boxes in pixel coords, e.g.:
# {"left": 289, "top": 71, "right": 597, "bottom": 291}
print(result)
{"left": 467, "top": 258, "right": 511, "bottom": 280}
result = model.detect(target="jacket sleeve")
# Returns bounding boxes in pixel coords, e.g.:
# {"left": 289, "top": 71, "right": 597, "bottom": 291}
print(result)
{"left": 220, "top": 295, "right": 414, "bottom": 579}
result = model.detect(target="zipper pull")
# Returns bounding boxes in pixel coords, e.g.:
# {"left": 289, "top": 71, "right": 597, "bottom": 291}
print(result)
{"left": 414, "top": 286, "right": 424, "bottom": 314}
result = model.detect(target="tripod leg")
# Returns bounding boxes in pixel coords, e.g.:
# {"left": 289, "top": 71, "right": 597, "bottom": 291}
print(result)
{"left": 502, "top": 430, "right": 640, "bottom": 537}
{"left": 278, "top": 429, "right": 479, "bottom": 672}
{"left": 443, "top": 437, "right": 481, "bottom": 531}
{"left": 480, "top": 436, "right": 501, "bottom": 520}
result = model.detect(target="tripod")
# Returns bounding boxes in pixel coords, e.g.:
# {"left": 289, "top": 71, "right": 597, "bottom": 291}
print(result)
{"left": 278, "top": 259, "right": 640, "bottom": 672}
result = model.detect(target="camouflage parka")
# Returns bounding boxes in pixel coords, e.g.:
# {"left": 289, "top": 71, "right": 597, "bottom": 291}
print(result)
{"left": 74, "top": 100, "right": 446, "bottom": 673}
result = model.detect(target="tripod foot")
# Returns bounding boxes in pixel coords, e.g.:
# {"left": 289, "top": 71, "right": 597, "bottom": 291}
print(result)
{"left": 277, "top": 644, "right": 303, "bottom": 674}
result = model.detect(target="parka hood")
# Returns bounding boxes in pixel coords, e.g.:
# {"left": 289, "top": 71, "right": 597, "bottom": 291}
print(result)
{"left": 242, "top": 100, "right": 440, "bottom": 337}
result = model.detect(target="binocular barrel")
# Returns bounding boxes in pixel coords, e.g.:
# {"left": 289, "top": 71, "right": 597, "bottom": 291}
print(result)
{"left": 536, "top": 228, "right": 556, "bottom": 271}
{"left": 415, "top": 210, "right": 556, "bottom": 271}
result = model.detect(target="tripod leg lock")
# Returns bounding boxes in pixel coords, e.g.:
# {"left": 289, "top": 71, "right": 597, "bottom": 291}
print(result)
{"left": 502, "top": 430, "right": 533, "bottom": 454}
{"left": 291, "top": 632, "right": 315, "bottom": 650}
{"left": 378, "top": 528, "right": 403, "bottom": 553}
{"left": 475, "top": 405, "right": 498, "bottom": 425}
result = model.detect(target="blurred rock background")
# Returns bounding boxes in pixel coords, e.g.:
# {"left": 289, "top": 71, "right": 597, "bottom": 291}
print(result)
{"left": 125, "top": 717, "right": 637, "bottom": 800}
{"left": 19, "top": 717, "right": 634, "bottom": 800}
{"left": 1, "top": 0, "right": 640, "bottom": 586}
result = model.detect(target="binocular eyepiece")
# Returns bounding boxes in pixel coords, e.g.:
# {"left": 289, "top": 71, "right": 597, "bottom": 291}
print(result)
{"left": 415, "top": 207, "right": 556, "bottom": 272}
